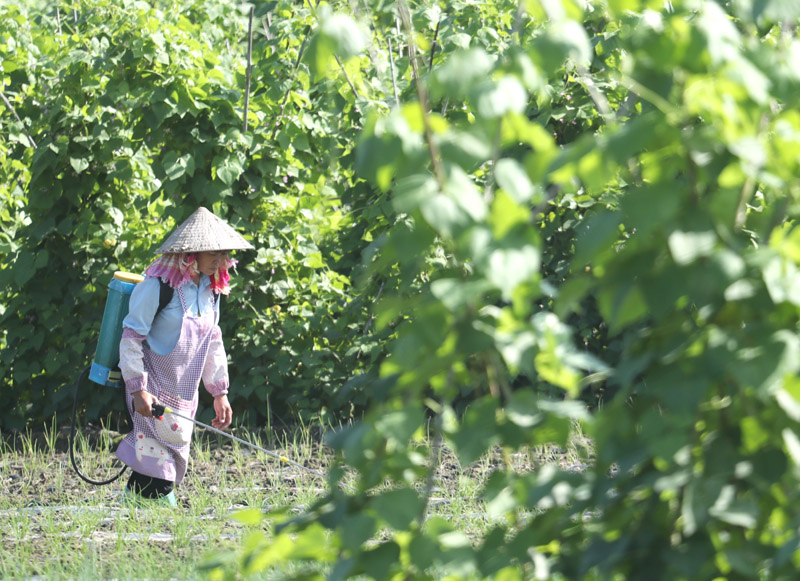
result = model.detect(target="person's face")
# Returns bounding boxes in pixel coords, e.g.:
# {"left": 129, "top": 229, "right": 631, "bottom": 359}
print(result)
{"left": 196, "top": 251, "right": 228, "bottom": 277}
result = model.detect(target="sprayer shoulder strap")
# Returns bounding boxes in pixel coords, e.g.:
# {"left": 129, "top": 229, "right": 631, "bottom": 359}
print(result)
{"left": 156, "top": 279, "right": 173, "bottom": 318}
{"left": 155, "top": 279, "right": 219, "bottom": 318}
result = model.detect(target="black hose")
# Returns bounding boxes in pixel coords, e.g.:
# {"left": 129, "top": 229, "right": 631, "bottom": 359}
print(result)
{"left": 69, "top": 365, "right": 127, "bottom": 486}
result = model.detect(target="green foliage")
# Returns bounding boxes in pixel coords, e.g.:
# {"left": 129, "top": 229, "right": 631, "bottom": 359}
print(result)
{"left": 0, "top": 0, "right": 382, "bottom": 429}
{"left": 7, "top": 0, "right": 800, "bottom": 579}
{"left": 201, "top": 0, "right": 800, "bottom": 579}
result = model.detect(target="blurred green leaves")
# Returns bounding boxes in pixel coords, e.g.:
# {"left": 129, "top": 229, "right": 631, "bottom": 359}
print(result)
{"left": 308, "top": 6, "right": 366, "bottom": 78}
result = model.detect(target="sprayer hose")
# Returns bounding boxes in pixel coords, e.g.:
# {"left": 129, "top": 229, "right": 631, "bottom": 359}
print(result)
{"left": 69, "top": 365, "right": 128, "bottom": 486}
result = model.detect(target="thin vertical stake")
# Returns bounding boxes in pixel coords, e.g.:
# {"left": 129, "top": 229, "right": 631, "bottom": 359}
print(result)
{"left": 387, "top": 38, "right": 400, "bottom": 106}
{"left": 428, "top": 18, "right": 441, "bottom": 73}
{"left": 262, "top": 12, "right": 274, "bottom": 41}
{"left": 244, "top": 6, "right": 254, "bottom": 132}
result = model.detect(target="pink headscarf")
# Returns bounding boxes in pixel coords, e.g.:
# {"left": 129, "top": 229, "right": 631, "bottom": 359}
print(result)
{"left": 144, "top": 253, "right": 237, "bottom": 295}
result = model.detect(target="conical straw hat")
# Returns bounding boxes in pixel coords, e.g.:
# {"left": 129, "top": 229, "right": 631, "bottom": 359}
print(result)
{"left": 154, "top": 207, "right": 255, "bottom": 254}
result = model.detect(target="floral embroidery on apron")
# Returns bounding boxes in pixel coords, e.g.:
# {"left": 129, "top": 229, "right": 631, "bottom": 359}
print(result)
{"left": 117, "top": 286, "right": 220, "bottom": 484}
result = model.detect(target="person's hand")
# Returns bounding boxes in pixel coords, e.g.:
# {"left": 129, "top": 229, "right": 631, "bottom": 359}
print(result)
{"left": 212, "top": 394, "right": 233, "bottom": 430}
{"left": 132, "top": 390, "right": 157, "bottom": 418}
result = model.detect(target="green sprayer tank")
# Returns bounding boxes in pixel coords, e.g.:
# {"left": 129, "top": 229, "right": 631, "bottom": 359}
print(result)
{"left": 89, "top": 271, "right": 144, "bottom": 387}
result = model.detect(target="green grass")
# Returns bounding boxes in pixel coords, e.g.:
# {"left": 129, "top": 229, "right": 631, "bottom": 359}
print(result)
{"left": 0, "top": 422, "right": 589, "bottom": 579}
{"left": 0, "top": 423, "right": 332, "bottom": 580}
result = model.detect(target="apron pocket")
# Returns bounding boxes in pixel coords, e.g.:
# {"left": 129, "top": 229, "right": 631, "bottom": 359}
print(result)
{"left": 155, "top": 391, "right": 195, "bottom": 445}
{"left": 154, "top": 412, "right": 194, "bottom": 445}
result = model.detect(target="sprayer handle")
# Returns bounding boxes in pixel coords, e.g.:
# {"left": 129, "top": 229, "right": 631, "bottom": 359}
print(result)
{"left": 131, "top": 397, "right": 164, "bottom": 420}
{"left": 151, "top": 403, "right": 167, "bottom": 419}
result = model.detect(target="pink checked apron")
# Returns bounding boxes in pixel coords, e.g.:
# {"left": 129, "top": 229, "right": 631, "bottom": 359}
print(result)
{"left": 116, "top": 287, "right": 219, "bottom": 484}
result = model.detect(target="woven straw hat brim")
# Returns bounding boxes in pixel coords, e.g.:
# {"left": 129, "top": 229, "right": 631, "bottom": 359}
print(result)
{"left": 154, "top": 207, "right": 255, "bottom": 255}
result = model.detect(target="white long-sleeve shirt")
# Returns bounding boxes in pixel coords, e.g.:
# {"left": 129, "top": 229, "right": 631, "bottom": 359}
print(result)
{"left": 118, "top": 276, "right": 229, "bottom": 397}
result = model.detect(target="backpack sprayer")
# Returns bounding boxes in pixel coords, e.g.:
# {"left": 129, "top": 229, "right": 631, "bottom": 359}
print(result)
{"left": 69, "top": 272, "right": 342, "bottom": 491}
{"left": 69, "top": 271, "right": 143, "bottom": 485}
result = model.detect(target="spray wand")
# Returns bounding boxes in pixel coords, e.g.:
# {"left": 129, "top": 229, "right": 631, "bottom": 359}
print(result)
{"left": 151, "top": 403, "right": 355, "bottom": 491}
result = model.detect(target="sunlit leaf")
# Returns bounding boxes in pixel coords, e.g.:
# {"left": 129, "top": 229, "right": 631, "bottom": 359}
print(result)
{"left": 474, "top": 76, "right": 528, "bottom": 118}
{"left": 431, "top": 278, "right": 492, "bottom": 311}
{"left": 70, "top": 157, "right": 89, "bottom": 174}
{"left": 488, "top": 190, "right": 530, "bottom": 238}
{"left": 431, "top": 47, "right": 495, "bottom": 99}
{"left": 667, "top": 230, "right": 717, "bottom": 265}
{"left": 308, "top": 8, "right": 365, "bottom": 76}
{"left": 506, "top": 390, "right": 542, "bottom": 428}
{"left": 231, "top": 508, "right": 264, "bottom": 526}
{"left": 530, "top": 19, "right": 592, "bottom": 74}
{"left": 486, "top": 245, "right": 540, "bottom": 301}
{"left": 494, "top": 158, "right": 535, "bottom": 204}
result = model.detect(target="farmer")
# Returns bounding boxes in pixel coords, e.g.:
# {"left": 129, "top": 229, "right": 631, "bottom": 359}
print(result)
{"left": 115, "top": 207, "right": 254, "bottom": 506}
